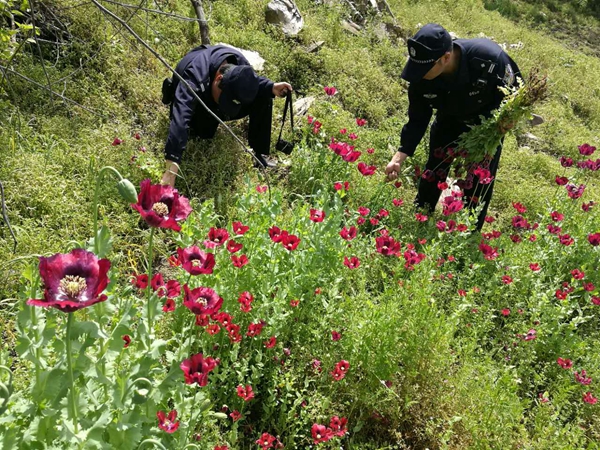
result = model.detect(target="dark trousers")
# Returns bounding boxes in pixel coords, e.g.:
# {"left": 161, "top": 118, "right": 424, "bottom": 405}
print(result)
{"left": 189, "top": 96, "right": 273, "bottom": 156}
{"left": 415, "top": 119, "right": 503, "bottom": 230}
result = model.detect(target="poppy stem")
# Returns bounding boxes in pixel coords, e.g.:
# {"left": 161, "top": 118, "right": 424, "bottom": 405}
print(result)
{"left": 29, "top": 271, "right": 41, "bottom": 386}
{"left": 66, "top": 312, "right": 79, "bottom": 434}
{"left": 146, "top": 227, "right": 155, "bottom": 348}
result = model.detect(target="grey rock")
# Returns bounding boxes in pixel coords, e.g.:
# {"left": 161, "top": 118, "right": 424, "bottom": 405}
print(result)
{"left": 266, "top": 0, "right": 304, "bottom": 36}
{"left": 521, "top": 132, "right": 540, "bottom": 141}
{"left": 341, "top": 19, "right": 362, "bottom": 35}
{"left": 305, "top": 40, "right": 325, "bottom": 53}
{"left": 293, "top": 96, "right": 316, "bottom": 116}
{"left": 529, "top": 114, "right": 544, "bottom": 126}
{"left": 215, "top": 43, "right": 265, "bottom": 71}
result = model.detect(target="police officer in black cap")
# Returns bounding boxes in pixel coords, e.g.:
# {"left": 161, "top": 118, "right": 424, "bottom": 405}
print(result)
{"left": 385, "top": 23, "right": 521, "bottom": 230}
{"left": 161, "top": 44, "right": 293, "bottom": 187}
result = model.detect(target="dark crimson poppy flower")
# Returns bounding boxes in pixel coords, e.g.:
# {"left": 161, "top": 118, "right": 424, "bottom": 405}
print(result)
{"left": 560, "top": 156, "right": 573, "bottom": 167}
{"left": 367, "top": 147, "right": 375, "bottom": 154}
{"left": 555, "top": 289, "right": 568, "bottom": 300}
{"left": 232, "top": 221, "right": 249, "bottom": 235}
{"left": 230, "top": 410, "right": 242, "bottom": 421}
{"left": 237, "top": 384, "right": 255, "bottom": 401}
{"left": 183, "top": 285, "right": 223, "bottom": 316}
{"left": 281, "top": 234, "right": 300, "bottom": 251}
{"left": 555, "top": 176, "right": 569, "bottom": 186}
{"left": 166, "top": 280, "right": 181, "bottom": 298}
{"left": 111, "top": 137, "right": 123, "bottom": 146}
{"left": 331, "top": 360, "right": 350, "bottom": 381}
{"left": 231, "top": 254, "right": 249, "bottom": 268}
{"left": 226, "top": 323, "right": 242, "bottom": 343}
{"left": 566, "top": 184, "right": 585, "bottom": 199}
{"left": 550, "top": 211, "right": 565, "bottom": 222}
{"left": 329, "top": 416, "right": 348, "bottom": 437}
{"left": 530, "top": 263, "right": 541, "bottom": 272}
{"left": 343, "top": 256, "right": 360, "bottom": 269}
{"left": 357, "top": 162, "right": 376, "bottom": 176}
{"left": 122, "top": 335, "right": 131, "bottom": 348}
{"left": 356, "top": 118, "right": 367, "bottom": 126}
{"left": 269, "top": 226, "right": 284, "bottom": 243}
{"left": 157, "top": 410, "right": 179, "bottom": 433}
{"left": 151, "top": 273, "right": 165, "bottom": 296}
{"left": 324, "top": 86, "right": 337, "bottom": 96}
{"left": 134, "top": 132, "right": 141, "bottom": 140}
{"left": 557, "top": 357, "right": 572, "bottom": 369}
{"left": 226, "top": 240, "right": 243, "bottom": 254}
{"left": 256, "top": 432, "right": 276, "bottom": 449}
{"left": 180, "top": 353, "right": 219, "bottom": 386}
{"left": 195, "top": 314, "right": 209, "bottom": 327}
{"left": 583, "top": 392, "right": 598, "bottom": 404}
{"left": 131, "top": 273, "right": 148, "bottom": 290}
{"left": 311, "top": 424, "right": 333, "bottom": 444}
{"left": 442, "top": 196, "right": 463, "bottom": 216}
{"left": 331, "top": 330, "right": 342, "bottom": 341}
{"left": 588, "top": 233, "right": 600, "bottom": 246}
{"left": 206, "top": 324, "right": 220, "bottom": 335}
{"left": 132, "top": 179, "right": 192, "bottom": 231}
{"left": 501, "top": 275, "right": 513, "bottom": 285}
{"left": 579, "top": 143, "right": 596, "bottom": 156}
{"left": 213, "top": 312, "right": 232, "bottom": 326}
{"left": 376, "top": 236, "right": 401, "bottom": 257}
{"left": 571, "top": 268, "right": 585, "bottom": 279}
{"left": 246, "top": 322, "right": 265, "bottom": 337}
{"left": 583, "top": 282, "right": 595, "bottom": 292}
{"left": 340, "top": 226, "right": 357, "bottom": 241}
{"left": 27, "top": 249, "right": 111, "bottom": 313}
{"left": 177, "top": 246, "right": 215, "bottom": 275}
{"left": 265, "top": 336, "right": 277, "bottom": 348}
{"left": 415, "top": 213, "right": 428, "bottom": 222}
{"left": 501, "top": 309, "right": 510, "bottom": 316}
{"left": 310, "top": 209, "right": 326, "bottom": 222}
{"left": 559, "top": 234, "right": 574, "bottom": 246}
{"left": 204, "top": 228, "right": 230, "bottom": 249}
{"left": 575, "top": 370, "right": 592, "bottom": 385}
{"left": 438, "top": 181, "right": 449, "bottom": 190}
{"left": 163, "top": 298, "right": 176, "bottom": 312}
{"left": 478, "top": 242, "right": 498, "bottom": 261}
{"left": 370, "top": 218, "right": 379, "bottom": 226}
{"left": 342, "top": 150, "right": 361, "bottom": 162}
{"left": 238, "top": 291, "right": 254, "bottom": 312}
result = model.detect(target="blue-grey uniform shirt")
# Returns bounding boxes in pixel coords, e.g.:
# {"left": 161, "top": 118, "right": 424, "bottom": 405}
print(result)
{"left": 399, "top": 38, "right": 521, "bottom": 157}
{"left": 165, "top": 45, "right": 275, "bottom": 164}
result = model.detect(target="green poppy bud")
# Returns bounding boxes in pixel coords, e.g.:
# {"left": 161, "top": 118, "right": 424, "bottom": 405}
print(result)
{"left": 117, "top": 179, "right": 138, "bottom": 203}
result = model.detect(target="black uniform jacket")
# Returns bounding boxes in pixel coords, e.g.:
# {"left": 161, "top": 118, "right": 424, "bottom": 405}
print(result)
{"left": 400, "top": 38, "right": 521, "bottom": 157}
{"left": 164, "top": 45, "right": 274, "bottom": 164}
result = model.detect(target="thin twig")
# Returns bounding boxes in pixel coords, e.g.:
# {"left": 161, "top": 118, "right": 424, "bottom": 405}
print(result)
{"left": 0, "top": 65, "right": 106, "bottom": 117}
{"left": 0, "top": 182, "right": 18, "bottom": 253}
{"left": 380, "top": 0, "right": 396, "bottom": 19}
{"left": 90, "top": 0, "right": 272, "bottom": 191}
{"left": 190, "top": 0, "right": 210, "bottom": 44}
{"left": 29, "top": 0, "right": 55, "bottom": 108}
{"left": 101, "top": 0, "right": 206, "bottom": 22}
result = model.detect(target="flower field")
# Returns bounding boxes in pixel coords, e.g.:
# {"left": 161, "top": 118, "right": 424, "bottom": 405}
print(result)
{"left": 1, "top": 0, "right": 600, "bottom": 448}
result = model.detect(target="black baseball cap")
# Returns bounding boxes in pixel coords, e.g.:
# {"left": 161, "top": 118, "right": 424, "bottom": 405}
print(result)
{"left": 219, "top": 65, "right": 259, "bottom": 117}
{"left": 401, "top": 23, "right": 453, "bottom": 83}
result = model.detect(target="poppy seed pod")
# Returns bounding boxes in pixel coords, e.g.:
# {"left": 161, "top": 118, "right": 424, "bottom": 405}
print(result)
{"left": 117, "top": 178, "right": 139, "bottom": 203}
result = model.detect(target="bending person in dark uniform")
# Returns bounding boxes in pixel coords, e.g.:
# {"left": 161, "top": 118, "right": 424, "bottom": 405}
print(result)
{"left": 385, "top": 23, "right": 521, "bottom": 230}
{"left": 161, "top": 44, "right": 293, "bottom": 187}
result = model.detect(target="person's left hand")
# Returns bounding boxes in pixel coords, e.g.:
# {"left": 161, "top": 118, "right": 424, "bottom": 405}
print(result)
{"left": 273, "top": 82, "right": 293, "bottom": 98}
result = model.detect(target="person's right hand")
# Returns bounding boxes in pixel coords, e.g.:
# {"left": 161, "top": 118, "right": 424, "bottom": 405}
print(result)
{"left": 161, "top": 160, "right": 179, "bottom": 187}
{"left": 385, "top": 151, "right": 408, "bottom": 182}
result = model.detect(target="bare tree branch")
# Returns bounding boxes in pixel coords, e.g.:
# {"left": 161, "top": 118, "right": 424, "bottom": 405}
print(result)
{"left": 190, "top": 0, "right": 210, "bottom": 44}
{"left": 0, "top": 65, "right": 107, "bottom": 117}
{"left": 380, "top": 0, "right": 396, "bottom": 20}
{"left": 29, "top": 0, "right": 56, "bottom": 107}
{"left": 0, "top": 181, "right": 18, "bottom": 253}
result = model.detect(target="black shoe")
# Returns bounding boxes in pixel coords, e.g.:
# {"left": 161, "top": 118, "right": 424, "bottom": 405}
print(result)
{"left": 254, "top": 154, "right": 277, "bottom": 169}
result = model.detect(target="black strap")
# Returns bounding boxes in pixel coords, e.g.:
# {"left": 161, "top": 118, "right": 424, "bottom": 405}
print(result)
{"left": 277, "top": 91, "right": 294, "bottom": 143}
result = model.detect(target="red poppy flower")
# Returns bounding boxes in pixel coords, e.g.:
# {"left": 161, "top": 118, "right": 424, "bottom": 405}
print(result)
{"left": 571, "top": 268, "right": 585, "bottom": 280}
{"left": 367, "top": 147, "right": 375, "bottom": 154}
{"left": 560, "top": 156, "right": 573, "bottom": 167}
{"left": 204, "top": 227, "right": 230, "bottom": 248}
{"left": 579, "top": 143, "right": 596, "bottom": 156}
{"left": 290, "top": 299, "right": 299, "bottom": 307}
{"left": 523, "top": 329, "right": 537, "bottom": 341}
{"left": 343, "top": 256, "right": 360, "bottom": 269}
{"left": 329, "top": 416, "right": 348, "bottom": 437}
{"left": 237, "top": 384, "right": 255, "bottom": 401}
{"left": 310, "top": 209, "right": 326, "bottom": 222}
{"left": 348, "top": 133, "right": 358, "bottom": 141}
{"left": 478, "top": 241, "right": 498, "bottom": 261}
{"left": 575, "top": 370, "right": 592, "bottom": 385}
{"left": 227, "top": 324, "right": 242, "bottom": 343}
{"left": 157, "top": 410, "right": 179, "bottom": 433}
{"left": 559, "top": 234, "right": 574, "bottom": 246}
{"left": 331, "top": 330, "right": 342, "bottom": 341}
{"left": 256, "top": 432, "right": 276, "bottom": 449}
{"left": 357, "top": 207, "right": 370, "bottom": 217}
{"left": 206, "top": 324, "right": 220, "bottom": 335}
{"left": 180, "top": 353, "right": 219, "bottom": 386}
{"left": 583, "top": 282, "right": 595, "bottom": 292}
{"left": 238, "top": 291, "right": 254, "bottom": 312}
{"left": 588, "top": 233, "right": 600, "bottom": 246}
{"left": 343, "top": 150, "right": 362, "bottom": 162}
{"left": 131, "top": 273, "right": 148, "bottom": 290}
{"left": 226, "top": 240, "right": 243, "bottom": 253}
{"left": 376, "top": 235, "right": 401, "bottom": 256}
{"left": 357, "top": 162, "right": 376, "bottom": 176}
{"left": 213, "top": 312, "right": 232, "bottom": 326}
{"left": 195, "top": 314, "right": 209, "bottom": 327}
{"left": 311, "top": 424, "right": 333, "bottom": 444}
{"left": 591, "top": 296, "right": 600, "bottom": 306}
{"left": 555, "top": 176, "right": 568, "bottom": 186}
{"left": 392, "top": 198, "right": 404, "bottom": 207}
{"left": 324, "top": 86, "right": 337, "bottom": 96}
{"left": 232, "top": 221, "right": 249, "bottom": 235}
{"left": 27, "top": 249, "right": 111, "bottom": 313}
{"left": 246, "top": 322, "right": 265, "bottom": 337}
{"left": 256, "top": 185, "right": 268, "bottom": 193}
{"left": 339, "top": 128, "right": 347, "bottom": 135}
{"left": 269, "top": 226, "right": 284, "bottom": 243}
{"left": 557, "top": 357, "right": 572, "bottom": 369}
{"left": 555, "top": 289, "right": 568, "bottom": 300}
{"left": 230, "top": 410, "right": 242, "bottom": 421}
{"left": 340, "top": 226, "right": 357, "bottom": 241}
{"left": 163, "top": 298, "right": 176, "bottom": 312}
{"left": 281, "top": 234, "right": 300, "bottom": 251}
{"left": 214, "top": 446, "right": 229, "bottom": 450}
{"left": 530, "top": 263, "right": 541, "bottom": 272}
{"left": 231, "top": 254, "right": 249, "bottom": 268}
{"left": 501, "top": 309, "right": 510, "bottom": 316}
{"left": 165, "top": 280, "right": 181, "bottom": 298}
{"left": 356, "top": 118, "right": 367, "bottom": 126}
{"left": 415, "top": 213, "right": 428, "bottom": 222}
{"left": 550, "top": 211, "right": 564, "bottom": 222}
{"left": 582, "top": 201, "right": 595, "bottom": 212}
{"left": 122, "top": 335, "right": 131, "bottom": 348}
{"left": 566, "top": 184, "right": 585, "bottom": 199}
{"left": 183, "top": 285, "right": 223, "bottom": 316}
{"left": 132, "top": 179, "right": 192, "bottom": 231}
{"left": 265, "top": 336, "right": 277, "bottom": 348}
{"left": 583, "top": 392, "right": 598, "bottom": 404}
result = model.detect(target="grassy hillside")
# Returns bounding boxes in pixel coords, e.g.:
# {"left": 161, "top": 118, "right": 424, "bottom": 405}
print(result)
{"left": 1, "top": 0, "right": 600, "bottom": 448}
